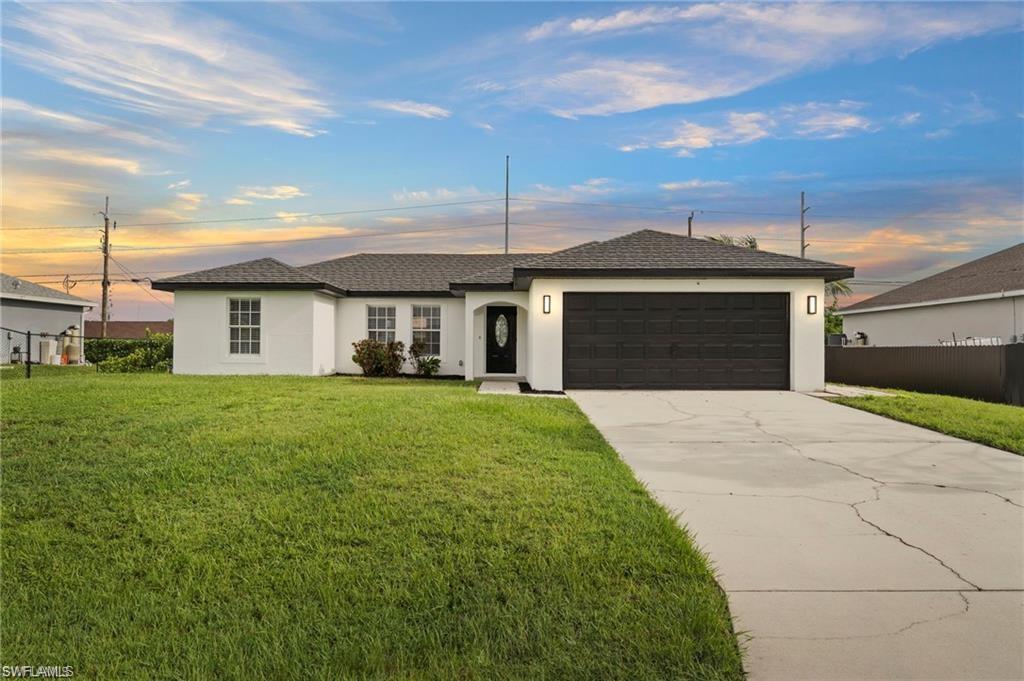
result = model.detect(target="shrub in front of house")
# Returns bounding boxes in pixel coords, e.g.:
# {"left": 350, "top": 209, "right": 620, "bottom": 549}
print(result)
{"left": 96, "top": 332, "right": 173, "bottom": 373}
{"left": 409, "top": 342, "right": 441, "bottom": 377}
{"left": 351, "top": 339, "right": 406, "bottom": 377}
{"left": 85, "top": 337, "right": 146, "bottom": 364}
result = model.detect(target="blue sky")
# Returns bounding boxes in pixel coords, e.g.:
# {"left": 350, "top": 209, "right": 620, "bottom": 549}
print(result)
{"left": 2, "top": 2, "right": 1022, "bottom": 319}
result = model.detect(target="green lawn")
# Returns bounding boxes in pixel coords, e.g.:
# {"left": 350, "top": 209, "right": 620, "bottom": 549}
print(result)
{"left": 1, "top": 374, "right": 743, "bottom": 680}
{"left": 834, "top": 389, "right": 1024, "bottom": 455}
{"left": 0, "top": 363, "right": 96, "bottom": 379}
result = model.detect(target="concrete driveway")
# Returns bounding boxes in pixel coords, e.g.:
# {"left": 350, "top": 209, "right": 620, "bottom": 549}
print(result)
{"left": 570, "top": 390, "right": 1024, "bottom": 680}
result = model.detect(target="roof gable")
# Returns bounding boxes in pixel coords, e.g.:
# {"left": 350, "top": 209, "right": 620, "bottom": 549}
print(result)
{"left": 843, "top": 243, "right": 1024, "bottom": 312}
{"left": 152, "top": 258, "right": 338, "bottom": 292}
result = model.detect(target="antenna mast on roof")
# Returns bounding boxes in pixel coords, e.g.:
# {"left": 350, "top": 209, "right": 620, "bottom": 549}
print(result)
{"left": 504, "top": 155, "right": 510, "bottom": 254}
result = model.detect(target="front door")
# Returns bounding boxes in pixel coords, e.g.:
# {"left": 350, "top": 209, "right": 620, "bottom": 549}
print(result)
{"left": 486, "top": 306, "right": 517, "bottom": 374}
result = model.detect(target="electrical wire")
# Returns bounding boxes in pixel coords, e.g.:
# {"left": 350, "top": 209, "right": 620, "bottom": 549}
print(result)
{"left": 3, "top": 221, "right": 509, "bottom": 255}
{"left": 1, "top": 198, "right": 505, "bottom": 231}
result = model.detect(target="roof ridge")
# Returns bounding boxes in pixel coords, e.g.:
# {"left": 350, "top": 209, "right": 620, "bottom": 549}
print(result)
{"left": 300, "top": 252, "right": 545, "bottom": 269}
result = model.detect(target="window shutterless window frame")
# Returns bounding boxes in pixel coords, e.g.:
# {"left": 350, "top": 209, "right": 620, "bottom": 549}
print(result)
{"left": 411, "top": 304, "right": 442, "bottom": 356}
{"left": 228, "top": 297, "right": 262, "bottom": 356}
{"left": 366, "top": 304, "right": 397, "bottom": 343}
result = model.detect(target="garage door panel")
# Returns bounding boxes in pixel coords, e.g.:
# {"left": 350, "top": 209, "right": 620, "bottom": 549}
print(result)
{"left": 563, "top": 292, "right": 790, "bottom": 389}
{"left": 621, "top": 343, "right": 646, "bottom": 360}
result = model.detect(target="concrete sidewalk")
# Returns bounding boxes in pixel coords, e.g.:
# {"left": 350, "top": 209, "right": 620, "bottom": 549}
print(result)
{"left": 570, "top": 390, "right": 1024, "bottom": 680}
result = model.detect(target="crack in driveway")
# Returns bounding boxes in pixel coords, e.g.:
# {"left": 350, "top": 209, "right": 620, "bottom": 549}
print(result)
{"left": 633, "top": 396, "right": 1013, "bottom": 590}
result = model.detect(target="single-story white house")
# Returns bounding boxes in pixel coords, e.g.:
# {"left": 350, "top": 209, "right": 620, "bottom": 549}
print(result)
{"left": 0, "top": 273, "right": 94, "bottom": 364}
{"left": 152, "top": 229, "right": 854, "bottom": 391}
{"left": 841, "top": 243, "right": 1023, "bottom": 346}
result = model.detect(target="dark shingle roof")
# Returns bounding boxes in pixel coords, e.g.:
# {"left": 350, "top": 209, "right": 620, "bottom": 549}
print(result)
{"left": 843, "top": 243, "right": 1024, "bottom": 312}
{"left": 1, "top": 273, "right": 93, "bottom": 306}
{"left": 451, "top": 242, "right": 600, "bottom": 288}
{"left": 513, "top": 230, "right": 853, "bottom": 281}
{"left": 299, "top": 253, "right": 543, "bottom": 294}
{"left": 152, "top": 229, "right": 856, "bottom": 295}
{"left": 152, "top": 258, "right": 337, "bottom": 292}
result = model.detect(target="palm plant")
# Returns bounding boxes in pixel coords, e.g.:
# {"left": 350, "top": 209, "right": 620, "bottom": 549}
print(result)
{"left": 825, "top": 279, "right": 853, "bottom": 305}
{"left": 705, "top": 234, "right": 758, "bottom": 249}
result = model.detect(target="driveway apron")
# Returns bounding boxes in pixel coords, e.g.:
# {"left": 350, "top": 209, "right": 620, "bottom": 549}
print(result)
{"left": 570, "top": 390, "right": 1024, "bottom": 680}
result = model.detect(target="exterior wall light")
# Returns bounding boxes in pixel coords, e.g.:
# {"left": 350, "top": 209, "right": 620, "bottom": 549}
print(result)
{"left": 807, "top": 295, "right": 818, "bottom": 315}
{"left": 543, "top": 295, "right": 552, "bottom": 314}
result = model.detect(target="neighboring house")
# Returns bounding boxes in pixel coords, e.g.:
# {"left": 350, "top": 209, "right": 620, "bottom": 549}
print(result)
{"left": 84, "top": 320, "right": 173, "bottom": 339}
{"left": 152, "top": 229, "right": 853, "bottom": 391}
{"left": 0, "top": 273, "right": 95, "bottom": 364}
{"left": 841, "top": 243, "right": 1024, "bottom": 346}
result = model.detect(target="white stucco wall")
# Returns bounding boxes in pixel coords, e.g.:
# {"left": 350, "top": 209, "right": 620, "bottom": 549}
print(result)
{"left": 0, "top": 299, "right": 89, "bottom": 364}
{"left": 463, "top": 291, "right": 530, "bottom": 380}
{"left": 311, "top": 293, "right": 337, "bottom": 375}
{"left": 842, "top": 295, "right": 1022, "bottom": 346}
{"left": 525, "top": 277, "right": 826, "bottom": 392}
{"left": 173, "top": 290, "right": 336, "bottom": 375}
{"left": 334, "top": 297, "right": 466, "bottom": 375}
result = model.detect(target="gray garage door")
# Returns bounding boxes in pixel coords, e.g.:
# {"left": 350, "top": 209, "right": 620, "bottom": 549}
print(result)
{"left": 563, "top": 292, "right": 790, "bottom": 389}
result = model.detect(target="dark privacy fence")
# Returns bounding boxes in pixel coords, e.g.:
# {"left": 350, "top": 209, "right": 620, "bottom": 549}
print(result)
{"left": 825, "top": 345, "right": 1024, "bottom": 405}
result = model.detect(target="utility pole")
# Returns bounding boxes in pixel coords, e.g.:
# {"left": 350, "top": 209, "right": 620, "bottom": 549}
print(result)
{"left": 687, "top": 211, "right": 695, "bottom": 237}
{"left": 504, "top": 155, "right": 510, "bottom": 254}
{"left": 99, "top": 197, "right": 113, "bottom": 338}
{"left": 800, "top": 191, "right": 811, "bottom": 258}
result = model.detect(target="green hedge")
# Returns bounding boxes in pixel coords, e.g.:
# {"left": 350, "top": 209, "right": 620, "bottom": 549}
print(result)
{"left": 88, "top": 333, "right": 173, "bottom": 372}
{"left": 85, "top": 338, "right": 149, "bottom": 364}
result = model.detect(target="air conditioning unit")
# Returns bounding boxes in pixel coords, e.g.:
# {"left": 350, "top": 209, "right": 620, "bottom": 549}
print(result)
{"left": 38, "top": 339, "right": 58, "bottom": 364}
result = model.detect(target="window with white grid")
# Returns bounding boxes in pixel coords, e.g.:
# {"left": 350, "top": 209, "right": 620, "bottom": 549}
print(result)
{"left": 228, "top": 298, "right": 261, "bottom": 355}
{"left": 411, "top": 305, "right": 441, "bottom": 356}
{"left": 367, "top": 305, "right": 396, "bottom": 342}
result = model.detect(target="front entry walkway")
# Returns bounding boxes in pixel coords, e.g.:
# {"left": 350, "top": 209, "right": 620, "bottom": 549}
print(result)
{"left": 569, "top": 390, "right": 1024, "bottom": 680}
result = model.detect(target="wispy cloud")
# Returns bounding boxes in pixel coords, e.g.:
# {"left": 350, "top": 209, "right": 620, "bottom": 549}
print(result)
{"left": 275, "top": 211, "right": 306, "bottom": 223}
{"left": 167, "top": 179, "right": 191, "bottom": 190}
{"left": 5, "top": 3, "right": 332, "bottom": 136}
{"left": 2, "top": 98, "right": 180, "bottom": 152}
{"left": 534, "top": 59, "right": 759, "bottom": 118}
{"left": 23, "top": 147, "right": 142, "bottom": 174}
{"left": 370, "top": 100, "right": 452, "bottom": 119}
{"left": 518, "top": 3, "right": 1019, "bottom": 117}
{"left": 233, "top": 185, "right": 308, "bottom": 201}
{"left": 175, "top": 193, "right": 205, "bottom": 211}
{"left": 784, "top": 101, "right": 874, "bottom": 139}
{"left": 659, "top": 179, "right": 732, "bottom": 191}
{"left": 391, "top": 186, "right": 481, "bottom": 202}
{"left": 629, "top": 101, "right": 874, "bottom": 156}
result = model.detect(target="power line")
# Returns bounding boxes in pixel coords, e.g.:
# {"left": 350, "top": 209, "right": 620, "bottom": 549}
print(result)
{"left": 109, "top": 255, "right": 174, "bottom": 311}
{"left": 506, "top": 221, "right": 954, "bottom": 248}
{"left": 1, "top": 198, "right": 505, "bottom": 231}
{"left": 4, "top": 194, "right": 1007, "bottom": 232}
{"left": 4, "top": 221, "right": 509, "bottom": 255}
{"left": 509, "top": 196, "right": 1005, "bottom": 226}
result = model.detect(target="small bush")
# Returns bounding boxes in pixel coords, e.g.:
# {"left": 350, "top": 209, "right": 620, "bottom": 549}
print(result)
{"left": 96, "top": 332, "right": 172, "bottom": 373}
{"left": 352, "top": 339, "right": 406, "bottom": 377}
{"left": 85, "top": 337, "right": 148, "bottom": 364}
{"left": 409, "top": 342, "right": 441, "bottom": 377}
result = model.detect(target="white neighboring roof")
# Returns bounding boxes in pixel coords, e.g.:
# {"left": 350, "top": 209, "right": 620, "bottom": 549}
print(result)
{"left": 840, "top": 288, "right": 1024, "bottom": 315}
{"left": 0, "top": 273, "right": 96, "bottom": 309}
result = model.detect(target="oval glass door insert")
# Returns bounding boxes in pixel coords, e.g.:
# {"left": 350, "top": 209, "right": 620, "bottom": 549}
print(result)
{"left": 495, "top": 314, "right": 509, "bottom": 348}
